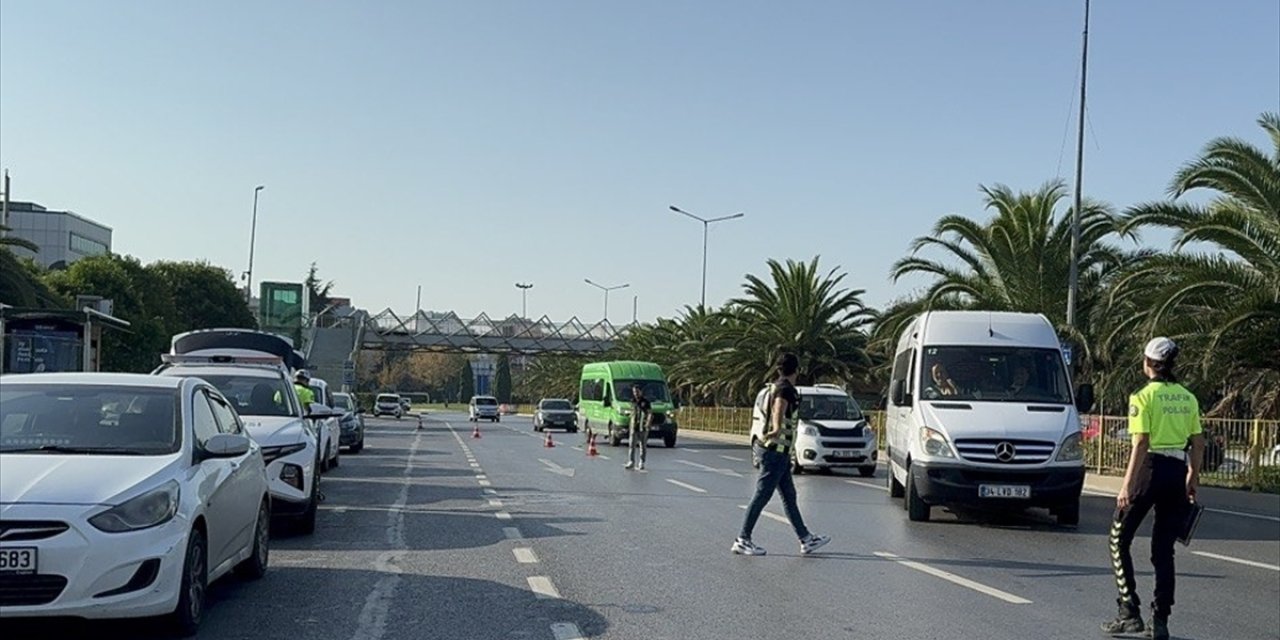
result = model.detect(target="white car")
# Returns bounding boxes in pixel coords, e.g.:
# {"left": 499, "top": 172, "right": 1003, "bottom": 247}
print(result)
{"left": 155, "top": 362, "right": 322, "bottom": 535}
{"left": 751, "top": 383, "right": 877, "bottom": 476}
{"left": 0, "top": 373, "right": 271, "bottom": 636}
{"left": 374, "top": 393, "right": 403, "bottom": 419}
{"left": 307, "top": 377, "right": 342, "bottom": 471}
{"left": 469, "top": 395, "right": 501, "bottom": 422}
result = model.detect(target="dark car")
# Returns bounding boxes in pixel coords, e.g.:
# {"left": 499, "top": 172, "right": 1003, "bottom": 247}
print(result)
{"left": 333, "top": 391, "right": 365, "bottom": 453}
{"left": 534, "top": 398, "right": 578, "bottom": 433}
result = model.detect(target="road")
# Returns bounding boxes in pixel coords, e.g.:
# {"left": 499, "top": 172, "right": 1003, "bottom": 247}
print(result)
{"left": 16, "top": 411, "right": 1279, "bottom": 640}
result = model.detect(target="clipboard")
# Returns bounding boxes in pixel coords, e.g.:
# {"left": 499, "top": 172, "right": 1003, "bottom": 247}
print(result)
{"left": 1177, "top": 500, "right": 1205, "bottom": 546}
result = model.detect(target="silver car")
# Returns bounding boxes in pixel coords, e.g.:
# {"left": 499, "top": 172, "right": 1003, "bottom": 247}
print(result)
{"left": 534, "top": 398, "right": 578, "bottom": 432}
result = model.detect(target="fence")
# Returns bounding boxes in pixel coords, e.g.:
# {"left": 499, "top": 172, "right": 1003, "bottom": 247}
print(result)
{"left": 675, "top": 406, "right": 1280, "bottom": 492}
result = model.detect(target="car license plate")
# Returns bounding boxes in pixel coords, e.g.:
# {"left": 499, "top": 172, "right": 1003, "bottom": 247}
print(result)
{"left": 832, "top": 450, "right": 857, "bottom": 458}
{"left": 979, "top": 485, "right": 1030, "bottom": 499}
{"left": 0, "top": 547, "right": 37, "bottom": 575}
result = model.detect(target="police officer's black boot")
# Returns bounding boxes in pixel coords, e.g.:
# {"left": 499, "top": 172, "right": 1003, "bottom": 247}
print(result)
{"left": 1144, "top": 614, "right": 1169, "bottom": 640}
{"left": 1100, "top": 599, "right": 1144, "bottom": 635}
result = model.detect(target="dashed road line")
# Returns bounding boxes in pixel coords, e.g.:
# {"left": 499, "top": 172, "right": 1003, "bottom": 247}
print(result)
{"left": 483, "top": 488, "right": 498, "bottom": 495}
{"left": 666, "top": 478, "right": 708, "bottom": 493}
{"left": 719, "top": 455, "right": 745, "bottom": 462}
{"left": 496, "top": 511, "right": 513, "bottom": 520}
{"left": 488, "top": 499, "right": 504, "bottom": 507}
{"left": 874, "top": 552, "right": 1032, "bottom": 604}
{"left": 503, "top": 527, "right": 524, "bottom": 540}
{"left": 677, "top": 459, "right": 743, "bottom": 478}
{"left": 551, "top": 623, "right": 584, "bottom": 640}
{"left": 527, "top": 576, "right": 561, "bottom": 599}
{"left": 476, "top": 474, "right": 488, "bottom": 480}
{"left": 737, "top": 504, "right": 789, "bottom": 524}
{"left": 682, "top": 448, "right": 702, "bottom": 453}
{"left": 846, "top": 479, "right": 888, "bottom": 492}
{"left": 1206, "top": 508, "right": 1280, "bottom": 523}
{"left": 1192, "top": 551, "right": 1280, "bottom": 572}
{"left": 513, "top": 547, "right": 539, "bottom": 564}
{"left": 479, "top": 480, "right": 492, "bottom": 486}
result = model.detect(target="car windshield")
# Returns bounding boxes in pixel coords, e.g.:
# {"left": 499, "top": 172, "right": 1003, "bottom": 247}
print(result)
{"left": 377, "top": 395, "right": 399, "bottom": 403}
{"left": 475, "top": 397, "right": 498, "bottom": 406}
{"left": 0, "top": 385, "right": 181, "bottom": 454}
{"left": 333, "top": 394, "right": 353, "bottom": 410}
{"left": 195, "top": 374, "right": 298, "bottom": 417}
{"left": 614, "top": 380, "right": 669, "bottom": 402}
{"left": 540, "top": 400, "right": 573, "bottom": 411}
{"left": 920, "top": 346, "right": 1071, "bottom": 404}
{"left": 799, "top": 394, "right": 863, "bottom": 421}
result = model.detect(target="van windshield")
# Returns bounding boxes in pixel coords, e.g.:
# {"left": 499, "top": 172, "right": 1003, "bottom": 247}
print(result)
{"left": 377, "top": 395, "right": 399, "bottom": 403}
{"left": 614, "top": 380, "right": 669, "bottom": 402}
{"left": 920, "top": 346, "right": 1071, "bottom": 404}
{"left": 799, "top": 394, "right": 863, "bottom": 421}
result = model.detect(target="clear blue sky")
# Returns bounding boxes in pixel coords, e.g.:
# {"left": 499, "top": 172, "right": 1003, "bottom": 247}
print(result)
{"left": 2, "top": 1, "right": 1277, "bottom": 324}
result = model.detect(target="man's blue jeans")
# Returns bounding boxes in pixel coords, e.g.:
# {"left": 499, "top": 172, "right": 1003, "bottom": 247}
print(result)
{"left": 739, "top": 443, "right": 810, "bottom": 540}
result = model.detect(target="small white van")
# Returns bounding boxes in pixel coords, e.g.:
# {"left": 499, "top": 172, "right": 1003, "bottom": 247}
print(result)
{"left": 751, "top": 383, "right": 877, "bottom": 476}
{"left": 884, "top": 311, "right": 1093, "bottom": 525}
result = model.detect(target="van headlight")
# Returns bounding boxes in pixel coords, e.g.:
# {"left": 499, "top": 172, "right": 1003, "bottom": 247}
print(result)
{"left": 919, "top": 427, "right": 954, "bottom": 458}
{"left": 1056, "top": 432, "right": 1084, "bottom": 461}
{"left": 799, "top": 424, "right": 818, "bottom": 437}
{"left": 89, "top": 481, "right": 180, "bottom": 533}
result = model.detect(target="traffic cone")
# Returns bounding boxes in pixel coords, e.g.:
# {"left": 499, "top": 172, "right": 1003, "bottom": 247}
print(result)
{"left": 544, "top": 431, "right": 555, "bottom": 448}
{"left": 472, "top": 423, "right": 482, "bottom": 439}
{"left": 587, "top": 433, "right": 598, "bottom": 457}
{"left": 417, "top": 414, "right": 423, "bottom": 430}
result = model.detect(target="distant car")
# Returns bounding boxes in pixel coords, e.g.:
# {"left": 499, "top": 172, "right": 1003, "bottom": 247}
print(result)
{"left": 534, "top": 398, "right": 578, "bottom": 433}
{"left": 375, "top": 393, "right": 403, "bottom": 419}
{"left": 469, "top": 396, "right": 500, "bottom": 422}
{"left": 333, "top": 392, "right": 365, "bottom": 453}
{"left": 0, "top": 373, "right": 271, "bottom": 636}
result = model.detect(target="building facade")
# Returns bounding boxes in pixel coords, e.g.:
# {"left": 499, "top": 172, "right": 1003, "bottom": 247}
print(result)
{"left": 3, "top": 201, "right": 112, "bottom": 269}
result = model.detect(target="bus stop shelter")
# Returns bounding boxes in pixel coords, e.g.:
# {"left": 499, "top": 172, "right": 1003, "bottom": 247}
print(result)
{"left": 0, "top": 304, "right": 132, "bottom": 373}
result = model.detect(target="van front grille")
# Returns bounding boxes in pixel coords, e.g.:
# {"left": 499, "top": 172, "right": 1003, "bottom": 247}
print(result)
{"left": 953, "top": 438, "right": 1055, "bottom": 464}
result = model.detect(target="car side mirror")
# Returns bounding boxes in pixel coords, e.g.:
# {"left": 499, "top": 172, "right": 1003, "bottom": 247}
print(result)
{"left": 1075, "top": 383, "right": 1095, "bottom": 414}
{"left": 202, "top": 433, "right": 251, "bottom": 459}
{"left": 307, "top": 403, "right": 337, "bottom": 419}
{"left": 603, "top": 396, "right": 612, "bottom": 407}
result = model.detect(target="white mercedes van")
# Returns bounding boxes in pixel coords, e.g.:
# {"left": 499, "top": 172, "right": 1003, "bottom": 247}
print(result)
{"left": 884, "top": 311, "right": 1093, "bottom": 525}
{"left": 751, "top": 384, "right": 877, "bottom": 477}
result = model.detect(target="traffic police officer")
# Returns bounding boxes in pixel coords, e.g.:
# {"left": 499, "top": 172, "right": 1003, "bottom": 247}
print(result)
{"left": 294, "top": 369, "right": 317, "bottom": 408}
{"left": 1102, "top": 337, "right": 1204, "bottom": 640}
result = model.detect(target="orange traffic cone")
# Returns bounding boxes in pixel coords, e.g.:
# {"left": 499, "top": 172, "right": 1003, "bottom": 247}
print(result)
{"left": 587, "top": 433, "right": 598, "bottom": 457}
{"left": 472, "top": 423, "right": 482, "bottom": 439}
{"left": 544, "top": 431, "right": 555, "bottom": 448}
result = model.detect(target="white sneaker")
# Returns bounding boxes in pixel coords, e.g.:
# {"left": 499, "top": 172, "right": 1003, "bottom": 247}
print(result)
{"left": 800, "top": 534, "right": 830, "bottom": 554}
{"left": 624, "top": 461, "right": 634, "bottom": 470}
{"left": 637, "top": 462, "right": 645, "bottom": 471}
{"left": 731, "top": 537, "right": 766, "bottom": 556}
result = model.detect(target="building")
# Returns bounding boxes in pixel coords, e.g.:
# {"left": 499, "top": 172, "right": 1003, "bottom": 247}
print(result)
{"left": 2, "top": 201, "right": 112, "bottom": 269}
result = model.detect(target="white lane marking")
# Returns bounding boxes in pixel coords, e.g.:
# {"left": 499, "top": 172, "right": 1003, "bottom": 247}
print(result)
{"left": 736, "top": 504, "right": 789, "bottom": 524}
{"left": 1206, "top": 508, "right": 1280, "bottom": 523}
{"left": 349, "top": 429, "right": 425, "bottom": 640}
{"left": 677, "top": 459, "right": 743, "bottom": 477}
{"left": 483, "top": 488, "right": 498, "bottom": 495}
{"left": 476, "top": 474, "right": 488, "bottom": 480}
{"left": 479, "top": 480, "right": 492, "bottom": 486}
{"left": 496, "top": 511, "right": 513, "bottom": 520}
{"left": 469, "top": 463, "right": 480, "bottom": 468}
{"left": 527, "top": 576, "right": 561, "bottom": 599}
{"left": 503, "top": 527, "right": 524, "bottom": 540}
{"left": 1192, "top": 551, "right": 1280, "bottom": 572}
{"left": 846, "top": 479, "right": 888, "bottom": 492}
{"left": 551, "top": 622, "right": 585, "bottom": 640}
{"left": 873, "top": 552, "right": 1032, "bottom": 605}
{"left": 682, "top": 448, "right": 702, "bottom": 453}
{"left": 488, "top": 499, "right": 504, "bottom": 507}
{"left": 665, "top": 478, "right": 707, "bottom": 493}
{"left": 719, "top": 455, "right": 745, "bottom": 462}
{"left": 513, "top": 547, "right": 539, "bottom": 564}
{"left": 538, "top": 458, "right": 576, "bottom": 477}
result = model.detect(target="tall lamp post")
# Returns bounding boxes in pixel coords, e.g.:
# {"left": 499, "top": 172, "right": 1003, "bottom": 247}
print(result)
{"left": 516, "top": 282, "right": 534, "bottom": 319}
{"left": 669, "top": 205, "right": 744, "bottom": 308}
{"left": 584, "top": 279, "right": 629, "bottom": 322}
{"left": 245, "top": 185, "right": 265, "bottom": 303}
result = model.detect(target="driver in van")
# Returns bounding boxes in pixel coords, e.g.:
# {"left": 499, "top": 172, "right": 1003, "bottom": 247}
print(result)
{"left": 928, "top": 362, "right": 960, "bottom": 397}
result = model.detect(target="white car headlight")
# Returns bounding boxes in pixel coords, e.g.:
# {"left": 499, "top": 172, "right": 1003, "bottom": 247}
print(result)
{"left": 1056, "top": 432, "right": 1084, "bottom": 461}
{"left": 919, "top": 427, "right": 954, "bottom": 458}
{"left": 799, "top": 425, "right": 818, "bottom": 437}
{"left": 89, "top": 480, "right": 180, "bottom": 533}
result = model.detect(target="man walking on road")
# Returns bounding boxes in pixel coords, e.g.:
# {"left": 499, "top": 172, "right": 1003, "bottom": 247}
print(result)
{"left": 1101, "top": 337, "right": 1204, "bottom": 640}
{"left": 624, "top": 384, "right": 651, "bottom": 471}
{"left": 732, "top": 352, "right": 829, "bottom": 556}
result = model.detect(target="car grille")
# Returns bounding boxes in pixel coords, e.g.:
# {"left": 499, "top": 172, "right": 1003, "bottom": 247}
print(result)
{"left": 813, "top": 423, "right": 864, "bottom": 437}
{"left": 0, "top": 520, "right": 69, "bottom": 542}
{"left": 953, "top": 438, "right": 1056, "bottom": 465}
{"left": 649, "top": 413, "right": 666, "bottom": 426}
{"left": 0, "top": 574, "right": 68, "bottom": 606}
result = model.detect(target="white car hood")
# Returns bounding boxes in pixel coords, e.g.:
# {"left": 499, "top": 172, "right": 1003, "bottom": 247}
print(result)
{"left": 921, "top": 401, "right": 1075, "bottom": 441}
{"left": 0, "top": 455, "right": 178, "bottom": 506}
{"left": 240, "top": 415, "right": 309, "bottom": 446}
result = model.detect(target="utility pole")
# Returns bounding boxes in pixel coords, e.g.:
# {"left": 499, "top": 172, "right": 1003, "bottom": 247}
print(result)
{"left": 416, "top": 285, "right": 422, "bottom": 312}
{"left": 669, "top": 205, "right": 744, "bottom": 308}
{"left": 1066, "top": 0, "right": 1090, "bottom": 330}
{"left": 1, "top": 170, "right": 10, "bottom": 238}
{"left": 245, "top": 185, "right": 265, "bottom": 303}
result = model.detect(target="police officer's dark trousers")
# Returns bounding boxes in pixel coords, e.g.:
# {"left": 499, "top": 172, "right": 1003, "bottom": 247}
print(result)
{"left": 1110, "top": 454, "right": 1188, "bottom": 618}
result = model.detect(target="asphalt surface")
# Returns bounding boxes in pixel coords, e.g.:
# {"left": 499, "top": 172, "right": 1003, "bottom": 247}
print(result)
{"left": 13, "top": 411, "right": 1279, "bottom": 640}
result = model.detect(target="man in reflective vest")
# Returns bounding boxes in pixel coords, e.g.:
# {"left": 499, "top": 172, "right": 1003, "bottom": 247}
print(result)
{"left": 732, "top": 352, "right": 830, "bottom": 556}
{"left": 294, "top": 369, "right": 316, "bottom": 408}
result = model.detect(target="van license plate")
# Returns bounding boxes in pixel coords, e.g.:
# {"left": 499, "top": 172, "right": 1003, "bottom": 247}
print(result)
{"left": 979, "top": 485, "right": 1030, "bottom": 499}
{"left": 0, "top": 547, "right": 37, "bottom": 574}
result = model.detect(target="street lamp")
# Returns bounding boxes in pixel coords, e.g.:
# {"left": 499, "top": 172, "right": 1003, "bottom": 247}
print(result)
{"left": 245, "top": 185, "right": 265, "bottom": 303}
{"left": 515, "top": 282, "right": 533, "bottom": 319}
{"left": 584, "top": 278, "right": 629, "bottom": 321}
{"left": 669, "top": 205, "right": 744, "bottom": 308}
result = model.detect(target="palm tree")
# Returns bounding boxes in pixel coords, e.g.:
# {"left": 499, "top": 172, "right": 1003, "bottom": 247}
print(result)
{"left": 0, "top": 224, "right": 38, "bottom": 253}
{"left": 708, "top": 257, "right": 873, "bottom": 403}
{"left": 1118, "top": 112, "right": 1280, "bottom": 416}
{"left": 0, "top": 224, "right": 60, "bottom": 308}
{"left": 889, "top": 180, "right": 1139, "bottom": 370}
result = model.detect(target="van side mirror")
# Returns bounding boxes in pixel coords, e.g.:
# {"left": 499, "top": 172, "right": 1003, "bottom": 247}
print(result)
{"left": 1075, "top": 383, "right": 1095, "bottom": 414}
{"left": 890, "top": 380, "right": 912, "bottom": 407}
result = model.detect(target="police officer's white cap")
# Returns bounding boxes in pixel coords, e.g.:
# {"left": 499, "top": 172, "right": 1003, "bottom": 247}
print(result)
{"left": 1143, "top": 337, "right": 1178, "bottom": 362}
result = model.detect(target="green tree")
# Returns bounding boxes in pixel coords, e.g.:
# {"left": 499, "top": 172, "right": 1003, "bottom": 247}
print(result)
{"left": 149, "top": 261, "right": 256, "bottom": 331}
{"left": 0, "top": 224, "right": 38, "bottom": 253}
{"left": 494, "top": 354, "right": 513, "bottom": 403}
{"left": 44, "top": 254, "right": 177, "bottom": 372}
{"left": 1116, "top": 112, "right": 1280, "bottom": 417}
{"left": 305, "top": 262, "right": 335, "bottom": 312}
{"left": 0, "top": 249, "right": 66, "bottom": 308}
{"left": 459, "top": 358, "right": 475, "bottom": 403}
